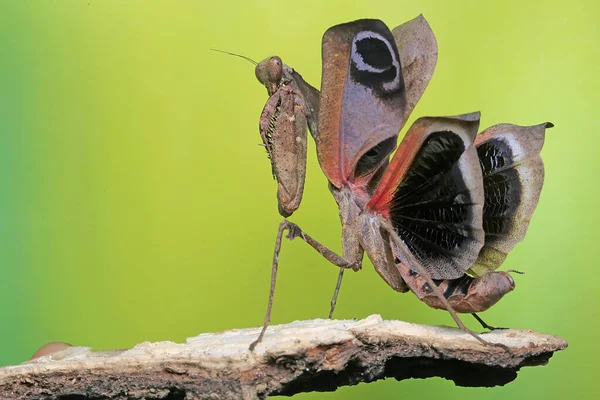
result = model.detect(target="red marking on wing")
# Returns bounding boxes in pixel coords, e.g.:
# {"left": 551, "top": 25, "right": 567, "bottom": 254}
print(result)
{"left": 317, "top": 20, "right": 406, "bottom": 189}
{"left": 366, "top": 125, "right": 427, "bottom": 217}
{"left": 366, "top": 113, "right": 481, "bottom": 217}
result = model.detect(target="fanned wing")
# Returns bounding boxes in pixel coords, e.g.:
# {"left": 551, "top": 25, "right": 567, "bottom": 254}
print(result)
{"left": 392, "top": 14, "right": 438, "bottom": 127}
{"left": 367, "top": 113, "right": 485, "bottom": 280}
{"left": 469, "top": 122, "right": 550, "bottom": 276}
{"left": 317, "top": 19, "right": 407, "bottom": 188}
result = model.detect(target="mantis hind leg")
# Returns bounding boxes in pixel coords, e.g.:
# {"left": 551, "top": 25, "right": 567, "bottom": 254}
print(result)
{"left": 379, "top": 221, "right": 511, "bottom": 352}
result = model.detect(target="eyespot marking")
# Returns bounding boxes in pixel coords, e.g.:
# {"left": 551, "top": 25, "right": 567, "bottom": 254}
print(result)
{"left": 351, "top": 31, "right": 400, "bottom": 92}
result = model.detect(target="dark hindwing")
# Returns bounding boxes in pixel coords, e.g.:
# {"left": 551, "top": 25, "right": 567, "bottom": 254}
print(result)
{"left": 382, "top": 115, "right": 484, "bottom": 280}
{"left": 470, "top": 123, "right": 549, "bottom": 275}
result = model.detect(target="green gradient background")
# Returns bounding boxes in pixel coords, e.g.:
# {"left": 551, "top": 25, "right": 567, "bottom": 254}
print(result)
{"left": 0, "top": 0, "right": 597, "bottom": 399}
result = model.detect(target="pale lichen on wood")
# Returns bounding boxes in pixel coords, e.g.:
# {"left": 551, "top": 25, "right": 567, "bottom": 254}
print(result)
{"left": 0, "top": 315, "right": 567, "bottom": 399}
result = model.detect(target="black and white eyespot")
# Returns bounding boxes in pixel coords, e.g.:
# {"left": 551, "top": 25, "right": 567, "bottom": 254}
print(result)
{"left": 351, "top": 31, "right": 401, "bottom": 92}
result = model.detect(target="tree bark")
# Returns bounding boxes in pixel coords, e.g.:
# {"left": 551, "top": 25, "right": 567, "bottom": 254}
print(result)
{"left": 0, "top": 314, "right": 567, "bottom": 399}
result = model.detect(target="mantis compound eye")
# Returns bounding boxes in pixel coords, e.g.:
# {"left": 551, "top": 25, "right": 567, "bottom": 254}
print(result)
{"left": 255, "top": 56, "right": 283, "bottom": 95}
{"left": 266, "top": 56, "right": 283, "bottom": 84}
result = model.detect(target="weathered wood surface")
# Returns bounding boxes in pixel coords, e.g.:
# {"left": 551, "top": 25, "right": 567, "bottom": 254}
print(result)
{"left": 0, "top": 314, "right": 567, "bottom": 399}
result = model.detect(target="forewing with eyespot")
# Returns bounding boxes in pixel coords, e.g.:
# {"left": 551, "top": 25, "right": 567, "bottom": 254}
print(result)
{"left": 367, "top": 113, "right": 485, "bottom": 280}
{"left": 469, "top": 122, "right": 550, "bottom": 276}
{"left": 317, "top": 19, "right": 406, "bottom": 188}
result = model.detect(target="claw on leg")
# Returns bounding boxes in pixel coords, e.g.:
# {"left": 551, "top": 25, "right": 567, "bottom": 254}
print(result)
{"left": 472, "top": 313, "right": 508, "bottom": 331}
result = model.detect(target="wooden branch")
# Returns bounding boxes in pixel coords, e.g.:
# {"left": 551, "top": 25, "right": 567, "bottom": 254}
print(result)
{"left": 0, "top": 315, "right": 567, "bottom": 399}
